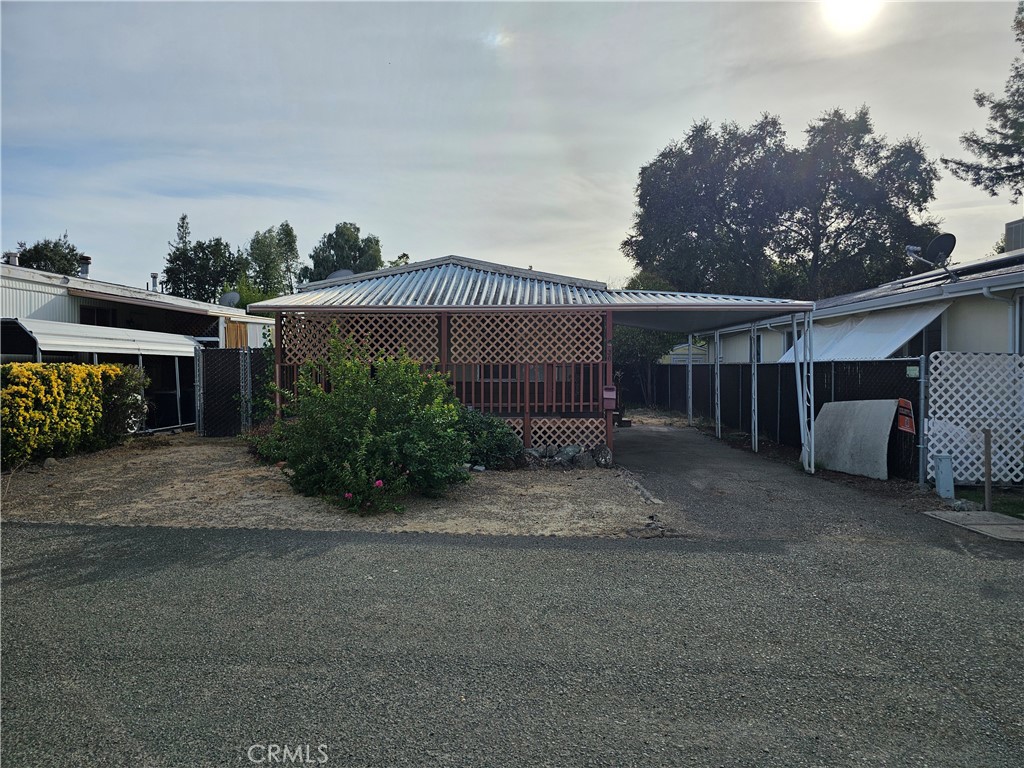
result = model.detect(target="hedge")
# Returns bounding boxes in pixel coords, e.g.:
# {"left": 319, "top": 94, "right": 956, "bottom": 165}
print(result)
{"left": 1, "top": 362, "right": 149, "bottom": 466}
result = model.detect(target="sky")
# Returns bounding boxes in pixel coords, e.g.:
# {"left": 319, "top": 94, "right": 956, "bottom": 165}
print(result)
{"left": 2, "top": 1, "right": 1021, "bottom": 291}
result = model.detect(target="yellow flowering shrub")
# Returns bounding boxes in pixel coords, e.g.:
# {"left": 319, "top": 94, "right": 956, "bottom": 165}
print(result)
{"left": 1, "top": 363, "right": 148, "bottom": 466}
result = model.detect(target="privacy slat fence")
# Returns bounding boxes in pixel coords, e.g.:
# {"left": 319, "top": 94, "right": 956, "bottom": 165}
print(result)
{"left": 621, "top": 358, "right": 924, "bottom": 480}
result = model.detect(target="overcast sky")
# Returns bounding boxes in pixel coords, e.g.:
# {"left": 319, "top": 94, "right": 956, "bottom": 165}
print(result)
{"left": 2, "top": 1, "right": 1021, "bottom": 290}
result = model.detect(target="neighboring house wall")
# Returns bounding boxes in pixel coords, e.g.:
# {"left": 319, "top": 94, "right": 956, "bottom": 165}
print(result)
{"left": 945, "top": 295, "right": 1014, "bottom": 353}
{"left": 710, "top": 328, "right": 787, "bottom": 363}
{"left": 1, "top": 273, "right": 78, "bottom": 322}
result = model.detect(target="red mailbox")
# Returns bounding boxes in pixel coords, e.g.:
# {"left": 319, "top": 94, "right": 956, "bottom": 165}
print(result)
{"left": 602, "top": 385, "right": 617, "bottom": 410}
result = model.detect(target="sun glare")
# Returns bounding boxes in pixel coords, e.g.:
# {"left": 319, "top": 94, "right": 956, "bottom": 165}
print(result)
{"left": 821, "top": 0, "right": 884, "bottom": 36}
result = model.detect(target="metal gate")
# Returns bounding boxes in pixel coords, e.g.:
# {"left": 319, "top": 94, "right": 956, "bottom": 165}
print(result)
{"left": 195, "top": 348, "right": 272, "bottom": 437}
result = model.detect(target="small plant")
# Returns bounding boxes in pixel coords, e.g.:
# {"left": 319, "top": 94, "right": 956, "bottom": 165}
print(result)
{"left": 254, "top": 337, "right": 470, "bottom": 513}
{"left": 458, "top": 407, "right": 523, "bottom": 468}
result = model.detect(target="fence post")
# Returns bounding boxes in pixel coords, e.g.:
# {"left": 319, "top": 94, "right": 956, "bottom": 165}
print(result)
{"left": 750, "top": 324, "right": 758, "bottom": 453}
{"left": 918, "top": 353, "right": 928, "bottom": 489}
{"left": 194, "top": 347, "right": 204, "bottom": 436}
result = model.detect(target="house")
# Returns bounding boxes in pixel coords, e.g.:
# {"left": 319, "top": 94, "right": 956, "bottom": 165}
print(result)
{"left": 247, "top": 255, "right": 814, "bottom": 452}
{"left": 1, "top": 261, "right": 274, "bottom": 429}
{"left": 701, "top": 229, "right": 1024, "bottom": 364}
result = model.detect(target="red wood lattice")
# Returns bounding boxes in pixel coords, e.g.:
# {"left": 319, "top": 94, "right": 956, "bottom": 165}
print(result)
{"left": 449, "top": 312, "right": 603, "bottom": 364}
{"left": 281, "top": 313, "right": 440, "bottom": 365}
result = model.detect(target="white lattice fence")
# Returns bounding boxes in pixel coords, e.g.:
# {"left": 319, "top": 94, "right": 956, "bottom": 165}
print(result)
{"left": 927, "top": 351, "right": 1024, "bottom": 484}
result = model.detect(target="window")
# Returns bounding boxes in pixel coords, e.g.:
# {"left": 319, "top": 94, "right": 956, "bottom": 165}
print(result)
{"left": 80, "top": 306, "right": 116, "bottom": 327}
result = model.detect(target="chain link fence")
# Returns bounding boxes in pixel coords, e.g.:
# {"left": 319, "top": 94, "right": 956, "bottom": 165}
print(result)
{"left": 621, "top": 358, "right": 924, "bottom": 480}
{"left": 195, "top": 348, "right": 273, "bottom": 437}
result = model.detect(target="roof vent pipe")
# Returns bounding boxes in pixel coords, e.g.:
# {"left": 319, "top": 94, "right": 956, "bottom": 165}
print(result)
{"left": 7, "top": 252, "right": 18, "bottom": 266}
{"left": 78, "top": 255, "right": 92, "bottom": 278}
{"left": 151, "top": 272, "right": 159, "bottom": 291}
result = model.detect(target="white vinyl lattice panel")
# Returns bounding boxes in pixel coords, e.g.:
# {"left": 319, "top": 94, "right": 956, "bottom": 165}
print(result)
{"left": 927, "top": 352, "right": 1024, "bottom": 484}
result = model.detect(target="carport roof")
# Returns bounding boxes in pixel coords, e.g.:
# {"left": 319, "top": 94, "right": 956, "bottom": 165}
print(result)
{"left": 247, "top": 256, "right": 814, "bottom": 333}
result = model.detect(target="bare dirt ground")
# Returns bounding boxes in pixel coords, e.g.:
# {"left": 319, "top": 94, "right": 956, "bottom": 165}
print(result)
{"left": 0, "top": 433, "right": 654, "bottom": 537}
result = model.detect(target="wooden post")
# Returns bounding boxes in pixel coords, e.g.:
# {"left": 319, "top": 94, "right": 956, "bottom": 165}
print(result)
{"left": 523, "top": 366, "right": 532, "bottom": 449}
{"left": 604, "top": 310, "right": 614, "bottom": 453}
{"left": 274, "top": 312, "right": 283, "bottom": 419}
{"left": 439, "top": 311, "right": 449, "bottom": 371}
{"left": 983, "top": 428, "right": 993, "bottom": 512}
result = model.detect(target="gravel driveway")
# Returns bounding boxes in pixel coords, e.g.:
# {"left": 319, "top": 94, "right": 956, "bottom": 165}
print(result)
{"left": 2, "top": 426, "right": 1022, "bottom": 767}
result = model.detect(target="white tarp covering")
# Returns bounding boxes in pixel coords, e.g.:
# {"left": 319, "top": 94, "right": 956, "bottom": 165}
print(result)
{"left": 13, "top": 318, "right": 198, "bottom": 357}
{"left": 778, "top": 302, "right": 949, "bottom": 362}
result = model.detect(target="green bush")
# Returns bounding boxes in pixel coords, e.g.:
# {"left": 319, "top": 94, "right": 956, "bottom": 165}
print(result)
{"left": 458, "top": 407, "right": 523, "bottom": 468}
{"left": 256, "top": 338, "right": 469, "bottom": 512}
{"left": 1, "top": 362, "right": 149, "bottom": 466}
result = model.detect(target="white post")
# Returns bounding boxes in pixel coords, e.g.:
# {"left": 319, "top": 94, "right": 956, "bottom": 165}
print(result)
{"left": 750, "top": 324, "right": 758, "bottom": 453}
{"left": 791, "top": 315, "right": 807, "bottom": 464}
{"left": 714, "top": 330, "right": 721, "bottom": 439}
{"left": 805, "top": 311, "right": 815, "bottom": 473}
{"left": 687, "top": 333, "right": 693, "bottom": 426}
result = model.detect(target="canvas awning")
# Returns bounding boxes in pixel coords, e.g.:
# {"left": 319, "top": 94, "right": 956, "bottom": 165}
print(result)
{"left": 5, "top": 318, "right": 199, "bottom": 357}
{"left": 778, "top": 302, "right": 949, "bottom": 362}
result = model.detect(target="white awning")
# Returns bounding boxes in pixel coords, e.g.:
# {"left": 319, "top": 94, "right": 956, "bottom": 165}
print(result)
{"left": 11, "top": 318, "right": 198, "bottom": 357}
{"left": 778, "top": 302, "right": 949, "bottom": 362}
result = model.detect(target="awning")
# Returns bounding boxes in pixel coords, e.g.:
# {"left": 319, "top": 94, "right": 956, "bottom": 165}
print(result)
{"left": 778, "top": 302, "right": 949, "bottom": 362}
{"left": 5, "top": 318, "right": 199, "bottom": 357}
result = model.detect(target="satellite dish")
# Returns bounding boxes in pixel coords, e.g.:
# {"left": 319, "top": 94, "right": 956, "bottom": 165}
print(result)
{"left": 218, "top": 290, "right": 241, "bottom": 307}
{"left": 924, "top": 233, "right": 956, "bottom": 268}
{"left": 327, "top": 268, "right": 354, "bottom": 280}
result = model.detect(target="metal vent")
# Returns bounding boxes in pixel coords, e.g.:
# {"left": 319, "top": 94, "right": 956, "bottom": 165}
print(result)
{"left": 1006, "top": 218, "right": 1024, "bottom": 252}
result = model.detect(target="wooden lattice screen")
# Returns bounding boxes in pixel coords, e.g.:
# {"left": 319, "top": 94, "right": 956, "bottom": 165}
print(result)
{"left": 450, "top": 312, "right": 603, "bottom": 364}
{"left": 281, "top": 313, "right": 440, "bottom": 365}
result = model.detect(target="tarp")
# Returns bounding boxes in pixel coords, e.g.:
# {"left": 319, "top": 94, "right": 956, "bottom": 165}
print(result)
{"left": 778, "top": 302, "right": 949, "bottom": 362}
{"left": 9, "top": 318, "right": 198, "bottom": 357}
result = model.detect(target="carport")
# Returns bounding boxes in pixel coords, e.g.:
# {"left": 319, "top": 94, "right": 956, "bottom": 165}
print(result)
{"left": 249, "top": 256, "right": 817, "bottom": 468}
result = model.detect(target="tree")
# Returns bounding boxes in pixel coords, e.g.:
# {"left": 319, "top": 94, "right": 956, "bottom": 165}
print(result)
{"left": 622, "top": 107, "right": 939, "bottom": 301}
{"left": 161, "top": 214, "right": 246, "bottom": 303}
{"left": 388, "top": 252, "right": 411, "bottom": 268}
{"left": 298, "top": 222, "right": 383, "bottom": 283}
{"left": 2, "top": 232, "right": 84, "bottom": 275}
{"left": 622, "top": 115, "right": 790, "bottom": 297}
{"left": 942, "top": 3, "right": 1024, "bottom": 203}
{"left": 246, "top": 221, "right": 299, "bottom": 296}
{"left": 774, "top": 107, "right": 939, "bottom": 298}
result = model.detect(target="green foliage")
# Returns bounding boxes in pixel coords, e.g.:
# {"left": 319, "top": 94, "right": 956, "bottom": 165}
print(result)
{"left": 942, "top": 3, "right": 1024, "bottom": 203}
{"left": 246, "top": 221, "right": 300, "bottom": 296}
{"left": 161, "top": 214, "right": 246, "bottom": 302}
{"left": 1, "top": 363, "right": 149, "bottom": 466}
{"left": 458, "top": 408, "right": 523, "bottom": 468}
{"left": 298, "top": 222, "right": 383, "bottom": 283}
{"left": 623, "top": 107, "right": 939, "bottom": 300}
{"left": 3, "top": 232, "right": 85, "bottom": 276}
{"left": 255, "top": 338, "right": 469, "bottom": 512}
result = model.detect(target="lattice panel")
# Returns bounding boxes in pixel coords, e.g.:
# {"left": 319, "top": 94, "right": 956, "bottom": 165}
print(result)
{"left": 281, "top": 313, "right": 439, "bottom": 365}
{"left": 529, "top": 417, "right": 607, "bottom": 450}
{"left": 503, "top": 418, "right": 525, "bottom": 441}
{"left": 927, "top": 352, "right": 1024, "bottom": 484}
{"left": 450, "top": 312, "right": 603, "bottom": 364}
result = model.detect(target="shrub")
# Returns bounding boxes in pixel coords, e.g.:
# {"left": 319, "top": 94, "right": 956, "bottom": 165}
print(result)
{"left": 1, "top": 363, "right": 149, "bottom": 466}
{"left": 458, "top": 407, "right": 523, "bottom": 468}
{"left": 257, "top": 338, "right": 469, "bottom": 512}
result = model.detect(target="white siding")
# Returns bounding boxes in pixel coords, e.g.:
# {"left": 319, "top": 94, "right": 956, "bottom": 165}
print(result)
{"left": 945, "top": 295, "right": 1013, "bottom": 353}
{"left": 0, "top": 276, "right": 78, "bottom": 322}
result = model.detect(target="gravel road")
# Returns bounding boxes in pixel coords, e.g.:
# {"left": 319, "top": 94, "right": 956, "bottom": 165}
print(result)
{"left": 2, "top": 426, "right": 1023, "bottom": 767}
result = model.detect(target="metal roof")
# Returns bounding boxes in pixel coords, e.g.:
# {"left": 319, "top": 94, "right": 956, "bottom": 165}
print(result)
{"left": 247, "top": 256, "right": 814, "bottom": 331}
{"left": 5, "top": 318, "right": 199, "bottom": 357}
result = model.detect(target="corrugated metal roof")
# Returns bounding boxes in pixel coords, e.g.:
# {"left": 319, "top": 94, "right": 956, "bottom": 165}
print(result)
{"left": 9, "top": 318, "right": 198, "bottom": 357}
{"left": 247, "top": 256, "right": 813, "bottom": 316}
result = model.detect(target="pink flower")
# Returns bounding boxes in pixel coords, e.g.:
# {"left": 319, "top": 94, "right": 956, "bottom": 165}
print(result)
{"left": 344, "top": 492, "right": 353, "bottom": 500}
{"left": 374, "top": 479, "right": 384, "bottom": 488}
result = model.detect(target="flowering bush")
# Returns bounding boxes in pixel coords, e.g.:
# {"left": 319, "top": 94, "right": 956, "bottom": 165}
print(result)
{"left": 1, "top": 363, "right": 149, "bottom": 466}
{"left": 255, "top": 338, "right": 469, "bottom": 513}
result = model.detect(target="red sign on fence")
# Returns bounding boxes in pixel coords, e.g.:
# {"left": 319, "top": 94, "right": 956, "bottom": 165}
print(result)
{"left": 897, "top": 398, "right": 916, "bottom": 434}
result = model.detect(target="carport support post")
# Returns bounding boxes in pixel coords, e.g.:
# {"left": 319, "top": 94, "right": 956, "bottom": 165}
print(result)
{"left": 174, "top": 356, "right": 182, "bottom": 427}
{"left": 750, "top": 324, "right": 758, "bottom": 453}
{"left": 714, "top": 330, "right": 721, "bottom": 439}
{"left": 686, "top": 333, "right": 693, "bottom": 426}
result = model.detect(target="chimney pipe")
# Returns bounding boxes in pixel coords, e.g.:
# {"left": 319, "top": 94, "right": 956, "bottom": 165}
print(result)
{"left": 151, "top": 272, "right": 159, "bottom": 291}
{"left": 8, "top": 252, "right": 18, "bottom": 267}
{"left": 78, "top": 255, "right": 92, "bottom": 278}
